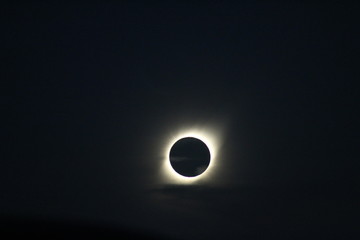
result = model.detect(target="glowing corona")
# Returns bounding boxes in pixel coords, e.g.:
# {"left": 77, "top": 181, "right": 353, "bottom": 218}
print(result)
{"left": 161, "top": 127, "right": 221, "bottom": 184}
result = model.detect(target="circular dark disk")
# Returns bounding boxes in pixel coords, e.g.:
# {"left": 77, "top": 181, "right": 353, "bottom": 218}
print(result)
{"left": 169, "top": 137, "right": 211, "bottom": 177}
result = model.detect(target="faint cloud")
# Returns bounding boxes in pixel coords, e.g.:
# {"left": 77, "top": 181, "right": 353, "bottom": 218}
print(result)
{"left": 195, "top": 165, "right": 208, "bottom": 175}
{"left": 170, "top": 156, "right": 190, "bottom": 162}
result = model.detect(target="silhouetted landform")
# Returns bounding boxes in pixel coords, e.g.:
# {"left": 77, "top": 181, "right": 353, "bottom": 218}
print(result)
{"left": 0, "top": 215, "right": 172, "bottom": 240}
{"left": 1, "top": 185, "right": 359, "bottom": 239}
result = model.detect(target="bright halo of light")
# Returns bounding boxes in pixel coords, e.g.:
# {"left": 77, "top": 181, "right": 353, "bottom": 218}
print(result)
{"left": 162, "top": 127, "right": 221, "bottom": 184}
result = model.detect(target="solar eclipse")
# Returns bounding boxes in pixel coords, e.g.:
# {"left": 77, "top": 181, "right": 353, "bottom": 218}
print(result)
{"left": 160, "top": 124, "right": 225, "bottom": 184}
{"left": 169, "top": 137, "right": 211, "bottom": 177}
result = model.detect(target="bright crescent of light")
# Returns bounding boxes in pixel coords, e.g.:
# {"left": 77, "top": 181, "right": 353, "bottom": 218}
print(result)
{"left": 161, "top": 126, "right": 222, "bottom": 184}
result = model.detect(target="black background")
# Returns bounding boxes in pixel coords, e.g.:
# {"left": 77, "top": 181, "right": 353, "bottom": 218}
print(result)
{"left": 1, "top": 1, "right": 359, "bottom": 239}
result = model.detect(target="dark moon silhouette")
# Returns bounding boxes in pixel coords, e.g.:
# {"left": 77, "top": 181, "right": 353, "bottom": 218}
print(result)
{"left": 169, "top": 137, "right": 211, "bottom": 177}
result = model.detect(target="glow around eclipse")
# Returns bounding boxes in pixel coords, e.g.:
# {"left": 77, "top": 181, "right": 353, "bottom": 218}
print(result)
{"left": 161, "top": 125, "right": 223, "bottom": 184}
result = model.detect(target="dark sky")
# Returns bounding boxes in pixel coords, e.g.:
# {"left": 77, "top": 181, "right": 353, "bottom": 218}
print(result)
{"left": 2, "top": 2, "right": 359, "bottom": 239}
